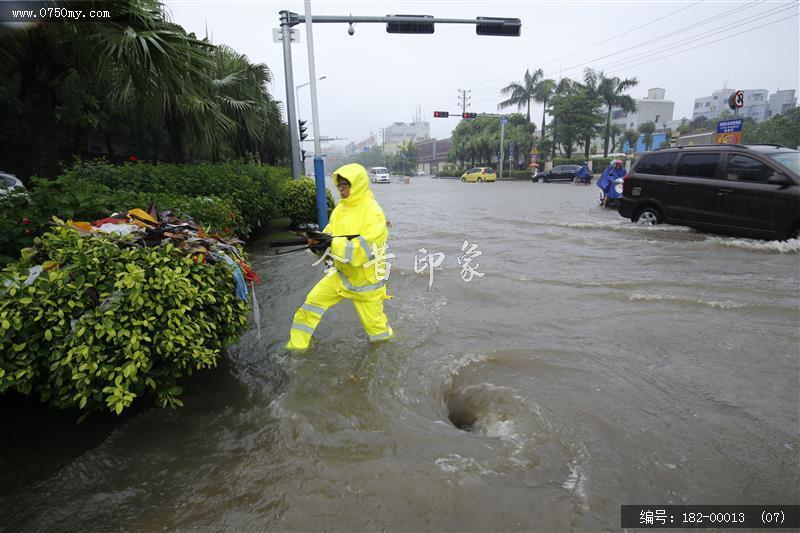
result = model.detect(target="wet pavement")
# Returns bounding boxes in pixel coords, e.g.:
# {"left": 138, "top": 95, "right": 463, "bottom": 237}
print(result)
{"left": 2, "top": 177, "right": 798, "bottom": 531}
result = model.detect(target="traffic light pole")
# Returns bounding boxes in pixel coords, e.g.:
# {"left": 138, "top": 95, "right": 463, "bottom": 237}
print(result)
{"left": 279, "top": 10, "right": 302, "bottom": 181}
{"left": 499, "top": 117, "right": 506, "bottom": 180}
{"left": 278, "top": 10, "right": 520, "bottom": 224}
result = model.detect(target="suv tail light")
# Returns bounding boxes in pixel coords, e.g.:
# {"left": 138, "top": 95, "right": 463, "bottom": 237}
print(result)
{"left": 622, "top": 172, "right": 629, "bottom": 193}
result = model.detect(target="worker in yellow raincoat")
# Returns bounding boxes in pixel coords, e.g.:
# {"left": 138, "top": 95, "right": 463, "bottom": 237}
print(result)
{"left": 286, "top": 163, "right": 393, "bottom": 350}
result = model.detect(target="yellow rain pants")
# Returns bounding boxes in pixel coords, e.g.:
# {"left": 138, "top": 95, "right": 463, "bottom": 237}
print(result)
{"left": 287, "top": 163, "right": 393, "bottom": 350}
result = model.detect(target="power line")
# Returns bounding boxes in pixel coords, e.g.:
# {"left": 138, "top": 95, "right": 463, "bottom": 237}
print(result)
{"left": 547, "top": 0, "right": 767, "bottom": 78}
{"left": 537, "top": 0, "right": 707, "bottom": 68}
{"left": 575, "top": 2, "right": 797, "bottom": 78}
{"left": 458, "top": 0, "right": 711, "bottom": 94}
{"left": 600, "top": 12, "right": 799, "bottom": 79}
{"left": 452, "top": 0, "right": 785, "bottom": 102}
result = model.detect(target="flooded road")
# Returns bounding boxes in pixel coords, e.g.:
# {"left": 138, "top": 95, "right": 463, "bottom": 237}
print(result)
{"left": 3, "top": 177, "right": 799, "bottom": 531}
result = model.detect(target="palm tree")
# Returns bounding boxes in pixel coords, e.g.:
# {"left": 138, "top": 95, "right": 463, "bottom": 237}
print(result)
{"left": 0, "top": 0, "right": 214, "bottom": 175}
{"left": 498, "top": 68, "right": 541, "bottom": 122}
{"left": 549, "top": 78, "right": 575, "bottom": 157}
{"left": 596, "top": 72, "right": 639, "bottom": 157}
{"left": 623, "top": 129, "right": 639, "bottom": 154}
{"left": 609, "top": 123, "right": 623, "bottom": 153}
{"left": 533, "top": 78, "right": 556, "bottom": 146}
{"left": 203, "top": 45, "right": 274, "bottom": 162}
{"left": 638, "top": 121, "right": 656, "bottom": 151}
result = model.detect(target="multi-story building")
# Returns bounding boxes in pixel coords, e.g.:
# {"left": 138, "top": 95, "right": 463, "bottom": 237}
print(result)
{"left": 382, "top": 121, "right": 430, "bottom": 155}
{"left": 692, "top": 88, "right": 772, "bottom": 122}
{"left": 610, "top": 88, "right": 675, "bottom": 133}
{"left": 348, "top": 122, "right": 430, "bottom": 157}
{"left": 766, "top": 90, "right": 797, "bottom": 119}
{"left": 415, "top": 137, "right": 451, "bottom": 175}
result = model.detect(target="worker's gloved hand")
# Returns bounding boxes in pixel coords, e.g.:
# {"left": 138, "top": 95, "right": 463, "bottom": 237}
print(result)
{"left": 308, "top": 233, "right": 332, "bottom": 255}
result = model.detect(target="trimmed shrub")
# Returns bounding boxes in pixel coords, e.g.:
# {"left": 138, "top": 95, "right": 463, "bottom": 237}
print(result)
{"left": 60, "top": 159, "right": 291, "bottom": 232}
{"left": 0, "top": 177, "right": 247, "bottom": 267}
{"left": 278, "top": 178, "right": 334, "bottom": 228}
{"left": 0, "top": 224, "right": 249, "bottom": 414}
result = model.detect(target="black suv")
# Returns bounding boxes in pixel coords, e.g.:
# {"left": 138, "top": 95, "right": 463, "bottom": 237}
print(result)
{"left": 618, "top": 145, "right": 799, "bottom": 240}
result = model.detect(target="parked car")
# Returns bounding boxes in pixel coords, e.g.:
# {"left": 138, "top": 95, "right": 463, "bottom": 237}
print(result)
{"left": 369, "top": 167, "right": 391, "bottom": 184}
{"left": 618, "top": 144, "right": 800, "bottom": 240}
{"left": 0, "top": 171, "right": 26, "bottom": 196}
{"left": 414, "top": 170, "right": 426, "bottom": 177}
{"left": 461, "top": 167, "right": 497, "bottom": 183}
{"left": 532, "top": 164, "right": 582, "bottom": 183}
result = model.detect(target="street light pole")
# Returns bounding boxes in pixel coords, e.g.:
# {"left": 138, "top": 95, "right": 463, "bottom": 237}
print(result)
{"left": 295, "top": 75, "right": 326, "bottom": 177}
{"left": 304, "top": 0, "right": 328, "bottom": 229}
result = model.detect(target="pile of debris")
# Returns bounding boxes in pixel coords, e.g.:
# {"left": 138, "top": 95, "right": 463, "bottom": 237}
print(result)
{"left": 63, "top": 205, "right": 262, "bottom": 334}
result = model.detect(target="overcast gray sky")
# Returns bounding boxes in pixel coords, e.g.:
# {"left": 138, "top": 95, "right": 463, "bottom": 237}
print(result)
{"left": 164, "top": 0, "right": 799, "bottom": 148}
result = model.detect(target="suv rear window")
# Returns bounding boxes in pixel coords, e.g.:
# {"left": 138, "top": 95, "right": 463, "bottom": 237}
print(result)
{"left": 634, "top": 152, "right": 676, "bottom": 175}
{"left": 676, "top": 153, "right": 719, "bottom": 179}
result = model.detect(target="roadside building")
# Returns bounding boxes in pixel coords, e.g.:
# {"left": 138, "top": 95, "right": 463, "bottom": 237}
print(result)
{"left": 382, "top": 121, "right": 430, "bottom": 155}
{"left": 691, "top": 88, "right": 789, "bottom": 122}
{"left": 415, "top": 137, "right": 451, "bottom": 175}
{"left": 349, "top": 121, "right": 430, "bottom": 157}
{"left": 610, "top": 88, "right": 676, "bottom": 133}
{"left": 766, "top": 90, "right": 797, "bottom": 119}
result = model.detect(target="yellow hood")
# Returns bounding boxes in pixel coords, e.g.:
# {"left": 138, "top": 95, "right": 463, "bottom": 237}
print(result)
{"left": 332, "top": 163, "right": 374, "bottom": 207}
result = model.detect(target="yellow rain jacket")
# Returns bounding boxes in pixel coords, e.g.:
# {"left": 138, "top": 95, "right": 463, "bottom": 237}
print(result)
{"left": 287, "top": 163, "right": 393, "bottom": 350}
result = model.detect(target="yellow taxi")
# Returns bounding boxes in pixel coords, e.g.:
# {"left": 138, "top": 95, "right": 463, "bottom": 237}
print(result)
{"left": 461, "top": 167, "right": 497, "bottom": 183}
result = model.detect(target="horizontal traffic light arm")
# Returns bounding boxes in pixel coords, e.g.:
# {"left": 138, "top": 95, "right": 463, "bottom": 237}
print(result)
{"left": 288, "top": 13, "right": 521, "bottom": 36}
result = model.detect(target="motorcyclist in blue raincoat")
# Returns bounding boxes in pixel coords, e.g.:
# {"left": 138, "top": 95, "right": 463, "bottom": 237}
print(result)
{"left": 575, "top": 162, "right": 592, "bottom": 184}
{"left": 597, "top": 159, "right": 626, "bottom": 206}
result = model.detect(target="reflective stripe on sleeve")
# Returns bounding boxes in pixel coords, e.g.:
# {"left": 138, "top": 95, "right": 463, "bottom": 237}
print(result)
{"left": 358, "top": 237, "right": 374, "bottom": 260}
{"left": 344, "top": 239, "right": 354, "bottom": 263}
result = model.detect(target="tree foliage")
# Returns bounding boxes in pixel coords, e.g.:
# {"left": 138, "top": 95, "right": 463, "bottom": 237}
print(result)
{"left": 638, "top": 121, "right": 656, "bottom": 151}
{"left": 742, "top": 107, "right": 800, "bottom": 148}
{"left": 448, "top": 114, "right": 534, "bottom": 169}
{"left": 0, "top": 0, "right": 288, "bottom": 178}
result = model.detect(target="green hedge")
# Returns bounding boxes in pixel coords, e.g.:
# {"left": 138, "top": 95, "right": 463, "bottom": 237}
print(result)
{"left": 61, "top": 159, "right": 291, "bottom": 232}
{"left": 278, "top": 178, "right": 334, "bottom": 228}
{"left": 0, "top": 177, "right": 246, "bottom": 267}
{"left": 0, "top": 224, "right": 249, "bottom": 414}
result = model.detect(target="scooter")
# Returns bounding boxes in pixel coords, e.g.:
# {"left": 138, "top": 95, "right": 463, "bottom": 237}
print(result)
{"left": 573, "top": 173, "right": 592, "bottom": 185}
{"left": 598, "top": 178, "right": 624, "bottom": 208}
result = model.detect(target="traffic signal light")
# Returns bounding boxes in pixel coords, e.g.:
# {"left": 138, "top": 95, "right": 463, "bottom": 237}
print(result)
{"left": 433, "top": 111, "right": 449, "bottom": 118}
{"left": 462, "top": 112, "right": 477, "bottom": 119}
{"left": 298, "top": 119, "right": 308, "bottom": 141}
{"left": 386, "top": 14, "right": 434, "bottom": 34}
{"left": 476, "top": 17, "right": 522, "bottom": 37}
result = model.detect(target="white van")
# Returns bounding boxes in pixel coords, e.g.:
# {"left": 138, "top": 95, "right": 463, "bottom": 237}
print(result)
{"left": 369, "top": 167, "right": 391, "bottom": 184}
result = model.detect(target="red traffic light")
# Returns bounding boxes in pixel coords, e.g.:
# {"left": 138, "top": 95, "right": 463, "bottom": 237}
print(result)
{"left": 462, "top": 112, "right": 477, "bottom": 119}
{"left": 433, "top": 111, "right": 449, "bottom": 118}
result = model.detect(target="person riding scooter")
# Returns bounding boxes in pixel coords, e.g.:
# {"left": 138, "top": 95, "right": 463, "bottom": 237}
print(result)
{"left": 597, "top": 159, "right": 626, "bottom": 207}
{"left": 574, "top": 162, "right": 592, "bottom": 185}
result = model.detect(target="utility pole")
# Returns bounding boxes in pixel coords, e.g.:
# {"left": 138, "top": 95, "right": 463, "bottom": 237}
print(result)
{"left": 458, "top": 89, "right": 471, "bottom": 115}
{"left": 499, "top": 115, "right": 507, "bottom": 180}
{"left": 380, "top": 128, "right": 386, "bottom": 167}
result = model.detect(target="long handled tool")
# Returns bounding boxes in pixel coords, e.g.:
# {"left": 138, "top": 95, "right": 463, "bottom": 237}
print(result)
{"left": 269, "top": 231, "right": 360, "bottom": 256}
